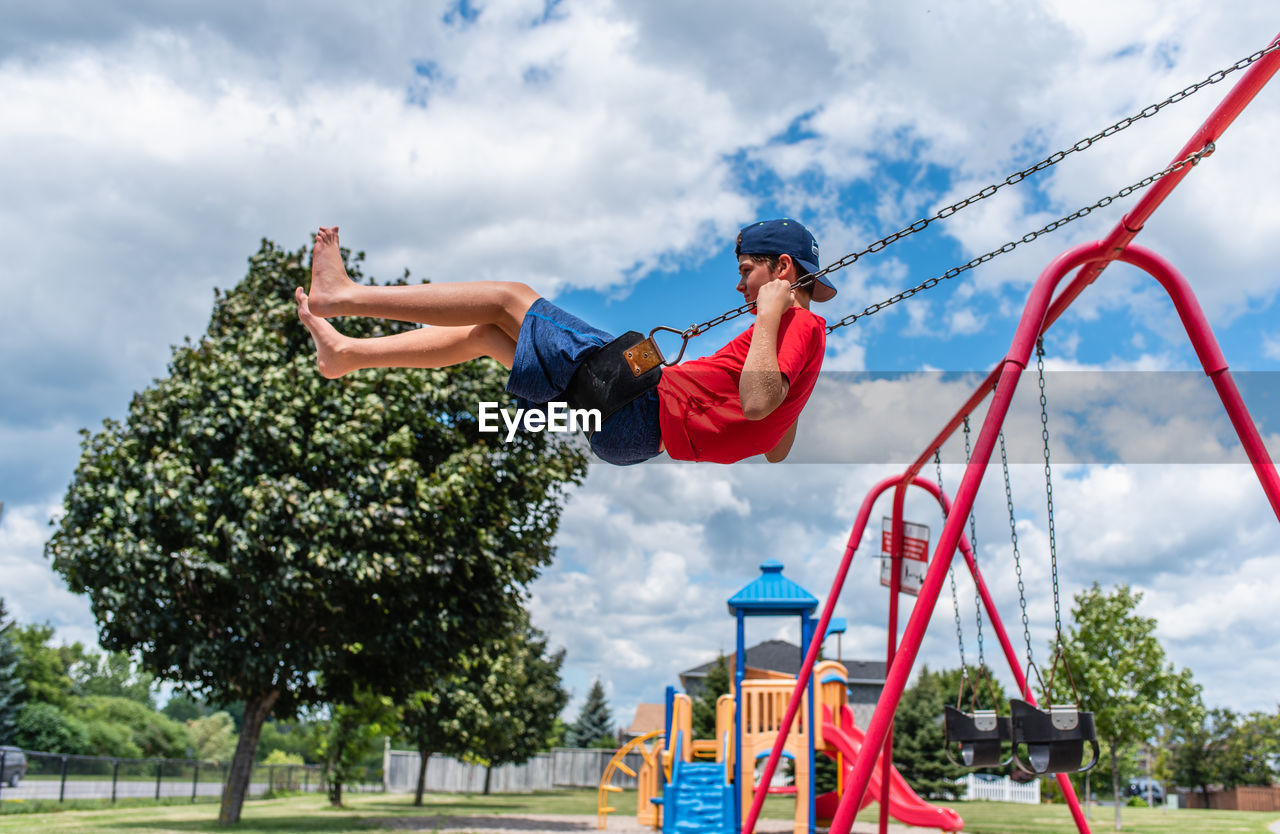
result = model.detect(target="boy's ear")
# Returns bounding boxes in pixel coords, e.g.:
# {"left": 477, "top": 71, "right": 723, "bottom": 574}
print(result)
{"left": 776, "top": 253, "right": 795, "bottom": 278}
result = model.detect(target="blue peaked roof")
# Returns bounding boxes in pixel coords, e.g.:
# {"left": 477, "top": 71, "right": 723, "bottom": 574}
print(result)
{"left": 727, "top": 560, "right": 818, "bottom": 616}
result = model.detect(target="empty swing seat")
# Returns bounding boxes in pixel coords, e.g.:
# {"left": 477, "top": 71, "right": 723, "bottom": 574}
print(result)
{"left": 1009, "top": 699, "right": 1099, "bottom": 775}
{"left": 943, "top": 706, "right": 1012, "bottom": 768}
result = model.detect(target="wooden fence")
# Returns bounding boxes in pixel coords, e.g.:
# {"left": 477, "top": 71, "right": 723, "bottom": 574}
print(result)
{"left": 383, "top": 748, "right": 645, "bottom": 794}
{"left": 1184, "top": 785, "right": 1280, "bottom": 811}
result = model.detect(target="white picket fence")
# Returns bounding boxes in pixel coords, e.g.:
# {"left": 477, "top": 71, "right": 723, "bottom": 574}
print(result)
{"left": 958, "top": 773, "right": 1041, "bottom": 804}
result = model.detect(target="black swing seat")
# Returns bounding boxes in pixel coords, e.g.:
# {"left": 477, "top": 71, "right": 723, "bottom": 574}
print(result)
{"left": 943, "top": 706, "right": 1012, "bottom": 768}
{"left": 562, "top": 331, "right": 664, "bottom": 428}
{"left": 1009, "top": 699, "right": 1099, "bottom": 775}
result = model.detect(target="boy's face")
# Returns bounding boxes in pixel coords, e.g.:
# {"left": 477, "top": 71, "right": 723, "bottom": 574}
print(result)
{"left": 736, "top": 254, "right": 789, "bottom": 308}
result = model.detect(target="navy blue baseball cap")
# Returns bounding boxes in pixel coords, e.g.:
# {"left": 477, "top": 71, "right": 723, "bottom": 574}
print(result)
{"left": 735, "top": 218, "right": 835, "bottom": 302}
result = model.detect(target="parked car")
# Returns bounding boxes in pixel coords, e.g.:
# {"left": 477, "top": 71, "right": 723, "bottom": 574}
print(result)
{"left": 1126, "top": 778, "right": 1164, "bottom": 805}
{"left": 0, "top": 746, "right": 26, "bottom": 788}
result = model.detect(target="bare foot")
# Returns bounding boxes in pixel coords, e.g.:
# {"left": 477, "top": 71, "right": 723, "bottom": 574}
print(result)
{"left": 307, "top": 226, "right": 357, "bottom": 317}
{"left": 296, "top": 287, "right": 354, "bottom": 378}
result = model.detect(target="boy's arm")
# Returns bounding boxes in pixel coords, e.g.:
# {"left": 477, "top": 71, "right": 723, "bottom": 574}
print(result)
{"left": 765, "top": 420, "right": 798, "bottom": 462}
{"left": 739, "top": 279, "right": 793, "bottom": 420}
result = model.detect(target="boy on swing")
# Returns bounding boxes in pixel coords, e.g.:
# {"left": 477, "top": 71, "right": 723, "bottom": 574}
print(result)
{"left": 296, "top": 219, "right": 834, "bottom": 465}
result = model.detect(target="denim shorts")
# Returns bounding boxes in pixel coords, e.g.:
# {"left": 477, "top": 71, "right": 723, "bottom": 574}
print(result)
{"left": 506, "top": 298, "right": 662, "bottom": 466}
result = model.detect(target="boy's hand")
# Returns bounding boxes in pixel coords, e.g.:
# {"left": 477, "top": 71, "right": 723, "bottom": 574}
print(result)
{"left": 755, "top": 278, "right": 794, "bottom": 320}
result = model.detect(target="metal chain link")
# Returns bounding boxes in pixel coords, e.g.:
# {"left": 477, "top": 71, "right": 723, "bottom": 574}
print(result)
{"left": 1001, "top": 429, "right": 1035, "bottom": 665}
{"left": 804, "top": 39, "right": 1279, "bottom": 288}
{"left": 1037, "top": 339, "right": 1064, "bottom": 644}
{"left": 935, "top": 449, "right": 968, "bottom": 673}
{"left": 661, "top": 41, "right": 1278, "bottom": 351}
{"left": 823, "top": 143, "right": 1214, "bottom": 333}
{"left": 963, "top": 416, "right": 984, "bottom": 666}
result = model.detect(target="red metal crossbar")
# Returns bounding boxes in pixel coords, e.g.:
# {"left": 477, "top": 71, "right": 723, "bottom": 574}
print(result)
{"left": 743, "top": 30, "right": 1280, "bottom": 834}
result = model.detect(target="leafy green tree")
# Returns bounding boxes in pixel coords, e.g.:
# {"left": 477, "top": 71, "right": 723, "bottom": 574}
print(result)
{"left": 467, "top": 620, "right": 569, "bottom": 793}
{"left": 892, "top": 665, "right": 970, "bottom": 799}
{"left": 1218, "top": 710, "right": 1280, "bottom": 789}
{"left": 0, "top": 600, "right": 24, "bottom": 743}
{"left": 10, "top": 624, "right": 83, "bottom": 708}
{"left": 1060, "top": 583, "right": 1199, "bottom": 831}
{"left": 311, "top": 689, "right": 399, "bottom": 806}
{"left": 691, "top": 654, "right": 731, "bottom": 740}
{"left": 162, "top": 693, "right": 213, "bottom": 723}
{"left": 13, "top": 701, "right": 89, "bottom": 753}
{"left": 189, "top": 712, "right": 239, "bottom": 762}
{"left": 45, "top": 238, "right": 587, "bottom": 823}
{"left": 402, "top": 659, "right": 487, "bottom": 805}
{"left": 71, "top": 651, "right": 157, "bottom": 707}
{"left": 1168, "top": 705, "right": 1224, "bottom": 808}
{"left": 567, "top": 679, "right": 614, "bottom": 749}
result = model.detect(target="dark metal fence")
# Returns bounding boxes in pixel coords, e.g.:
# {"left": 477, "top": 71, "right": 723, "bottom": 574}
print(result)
{"left": 0, "top": 748, "right": 380, "bottom": 804}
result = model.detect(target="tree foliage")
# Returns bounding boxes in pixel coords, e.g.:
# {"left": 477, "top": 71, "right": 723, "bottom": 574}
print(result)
{"left": 1060, "top": 583, "right": 1199, "bottom": 831}
{"left": 892, "top": 665, "right": 975, "bottom": 799}
{"left": 13, "top": 702, "right": 90, "bottom": 753}
{"left": 468, "top": 620, "right": 569, "bottom": 791}
{"left": 71, "top": 651, "right": 158, "bottom": 707}
{"left": 10, "top": 623, "right": 81, "bottom": 709}
{"left": 567, "top": 679, "right": 614, "bottom": 749}
{"left": 0, "top": 600, "right": 23, "bottom": 743}
{"left": 312, "top": 689, "right": 399, "bottom": 806}
{"left": 45, "top": 237, "right": 587, "bottom": 822}
{"left": 189, "top": 711, "right": 239, "bottom": 762}
{"left": 691, "top": 654, "right": 731, "bottom": 740}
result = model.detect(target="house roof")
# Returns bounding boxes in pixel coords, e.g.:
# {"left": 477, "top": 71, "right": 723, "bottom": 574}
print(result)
{"left": 625, "top": 703, "right": 666, "bottom": 737}
{"left": 727, "top": 560, "right": 818, "bottom": 616}
{"left": 682, "top": 639, "right": 807, "bottom": 679}
{"left": 680, "top": 641, "right": 887, "bottom": 684}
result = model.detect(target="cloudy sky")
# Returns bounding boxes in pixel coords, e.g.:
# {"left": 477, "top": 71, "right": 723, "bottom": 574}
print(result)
{"left": 3, "top": 1, "right": 1280, "bottom": 731}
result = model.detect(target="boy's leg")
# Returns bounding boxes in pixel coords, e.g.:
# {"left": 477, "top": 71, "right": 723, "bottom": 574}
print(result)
{"left": 305, "top": 226, "right": 538, "bottom": 341}
{"left": 296, "top": 290, "right": 516, "bottom": 379}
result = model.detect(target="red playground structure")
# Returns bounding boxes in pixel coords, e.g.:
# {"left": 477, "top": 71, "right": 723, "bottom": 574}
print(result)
{"left": 743, "top": 30, "right": 1280, "bottom": 834}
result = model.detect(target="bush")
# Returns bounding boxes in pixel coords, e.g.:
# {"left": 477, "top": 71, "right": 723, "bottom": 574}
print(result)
{"left": 71, "top": 696, "right": 190, "bottom": 758}
{"left": 262, "top": 749, "right": 305, "bottom": 766}
{"left": 13, "top": 702, "right": 90, "bottom": 754}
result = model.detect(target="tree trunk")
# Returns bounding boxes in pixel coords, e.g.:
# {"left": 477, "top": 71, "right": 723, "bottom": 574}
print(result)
{"left": 414, "top": 750, "right": 431, "bottom": 806}
{"left": 218, "top": 689, "right": 279, "bottom": 825}
{"left": 484, "top": 764, "right": 492, "bottom": 795}
{"left": 1111, "top": 746, "right": 1122, "bottom": 831}
{"left": 329, "top": 778, "right": 343, "bottom": 806}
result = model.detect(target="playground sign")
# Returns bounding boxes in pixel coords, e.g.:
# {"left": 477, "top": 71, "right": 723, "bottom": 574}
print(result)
{"left": 880, "top": 518, "right": 930, "bottom": 596}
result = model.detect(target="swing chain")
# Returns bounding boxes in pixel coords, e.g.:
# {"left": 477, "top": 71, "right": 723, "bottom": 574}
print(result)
{"left": 823, "top": 142, "right": 1215, "bottom": 334}
{"left": 1037, "top": 339, "right": 1065, "bottom": 643}
{"left": 936, "top": 449, "right": 967, "bottom": 673}
{"left": 963, "top": 416, "right": 984, "bottom": 666}
{"left": 649, "top": 39, "right": 1280, "bottom": 355}
{"left": 1001, "top": 429, "right": 1035, "bottom": 665}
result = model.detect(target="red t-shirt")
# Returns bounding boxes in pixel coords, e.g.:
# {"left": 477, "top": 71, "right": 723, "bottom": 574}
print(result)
{"left": 656, "top": 307, "right": 826, "bottom": 463}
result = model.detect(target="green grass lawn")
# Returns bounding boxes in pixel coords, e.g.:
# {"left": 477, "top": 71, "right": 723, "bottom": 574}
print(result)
{"left": 1, "top": 789, "right": 1277, "bottom": 834}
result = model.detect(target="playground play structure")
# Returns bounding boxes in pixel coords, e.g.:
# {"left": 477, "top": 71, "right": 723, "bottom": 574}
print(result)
{"left": 604, "top": 31, "right": 1280, "bottom": 834}
{"left": 598, "top": 561, "right": 964, "bottom": 834}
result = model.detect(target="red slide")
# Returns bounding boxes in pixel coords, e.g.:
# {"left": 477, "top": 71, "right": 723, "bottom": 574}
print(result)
{"left": 815, "top": 705, "right": 964, "bottom": 832}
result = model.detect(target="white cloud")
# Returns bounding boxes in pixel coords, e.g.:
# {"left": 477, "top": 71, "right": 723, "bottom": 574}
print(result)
{"left": 0, "top": 499, "right": 98, "bottom": 646}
